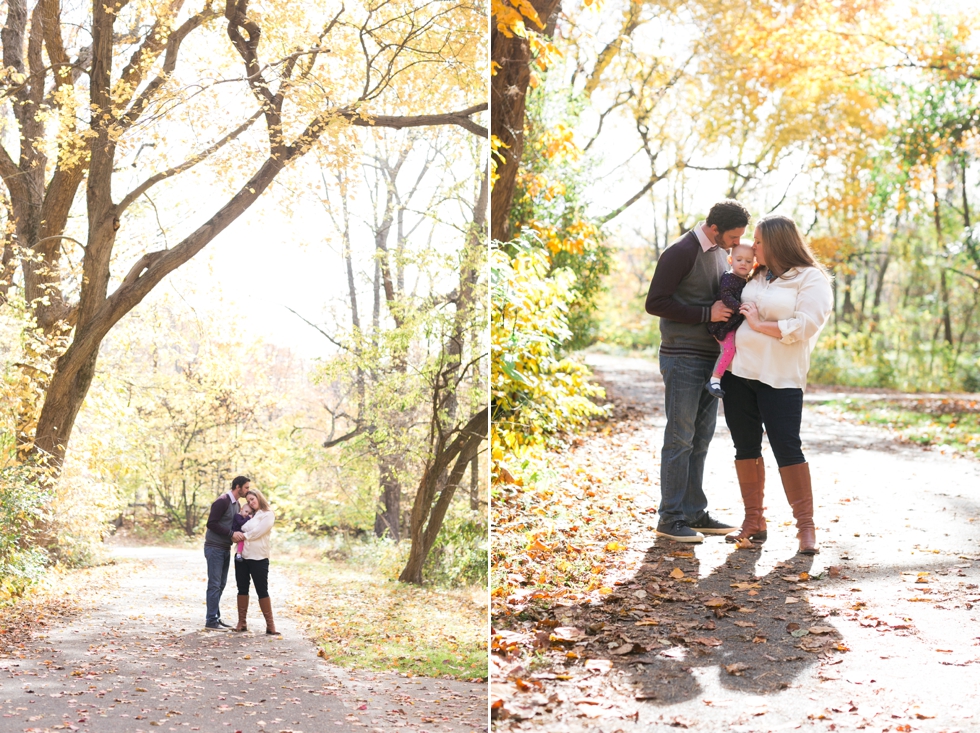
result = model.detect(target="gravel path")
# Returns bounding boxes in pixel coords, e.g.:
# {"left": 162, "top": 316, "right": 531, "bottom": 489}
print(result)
{"left": 0, "top": 545, "right": 488, "bottom": 733}
{"left": 494, "top": 352, "right": 980, "bottom": 732}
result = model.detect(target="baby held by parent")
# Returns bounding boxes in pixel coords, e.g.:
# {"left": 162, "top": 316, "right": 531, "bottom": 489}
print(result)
{"left": 705, "top": 242, "right": 756, "bottom": 399}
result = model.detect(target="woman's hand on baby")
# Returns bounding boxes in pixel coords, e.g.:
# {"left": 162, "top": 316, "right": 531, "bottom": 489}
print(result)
{"left": 740, "top": 302, "right": 760, "bottom": 327}
{"left": 233, "top": 532, "right": 245, "bottom": 542}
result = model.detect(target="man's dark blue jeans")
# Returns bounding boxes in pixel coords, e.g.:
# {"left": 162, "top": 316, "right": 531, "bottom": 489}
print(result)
{"left": 658, "top": 354, "right": 719, "bottom": 526}
{"left": 204, "top": 545, "right": 231, "bottom": 625}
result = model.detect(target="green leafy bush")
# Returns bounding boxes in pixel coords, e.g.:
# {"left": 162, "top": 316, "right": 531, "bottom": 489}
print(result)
{"left": 491, "top": 238, "right": 607, "bottom": 480}
{"left": 0, "top": 454, "right": 53, "bottom": 601}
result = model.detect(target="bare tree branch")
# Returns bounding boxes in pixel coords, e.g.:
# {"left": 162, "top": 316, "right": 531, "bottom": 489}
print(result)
{"left": 115, "top": 109, "right": 264, "bottom": 215}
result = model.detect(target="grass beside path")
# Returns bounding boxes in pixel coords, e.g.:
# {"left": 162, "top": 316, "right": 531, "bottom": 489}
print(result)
{"left": 281, "top": 556, "right": 488, "bottom": 681}
{"left": 820, "top": 394, "right": 980, "bottom": 459}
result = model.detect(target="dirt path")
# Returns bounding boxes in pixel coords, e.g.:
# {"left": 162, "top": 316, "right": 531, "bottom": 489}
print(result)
{"left": 493, "top": 353, "right": 980, "bottom": 732}
{"left": 0, "top": 545, "right": 488, "bottom": 733}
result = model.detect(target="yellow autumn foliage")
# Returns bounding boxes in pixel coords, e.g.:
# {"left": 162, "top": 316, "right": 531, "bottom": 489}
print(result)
{"left": 490, "top": 243, "right": 606, "bottom": 481}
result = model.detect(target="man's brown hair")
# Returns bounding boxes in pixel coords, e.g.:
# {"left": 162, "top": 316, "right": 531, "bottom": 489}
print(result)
{"left": 705, "top": 199, "right": 751, "bottom": 234}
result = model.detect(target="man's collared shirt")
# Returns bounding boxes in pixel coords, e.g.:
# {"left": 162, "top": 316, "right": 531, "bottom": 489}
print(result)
{"left": 693, "top": 220, "right": 718, "bottom": 252}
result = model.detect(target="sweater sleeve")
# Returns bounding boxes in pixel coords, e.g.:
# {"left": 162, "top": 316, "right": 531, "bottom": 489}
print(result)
{"left": 243, "top": 510, "right": 274, "bottom": 541}
{"left": 777, "top": 269, "right": 834, "bottom": 344}
{"left": 206, "top": 494, "right": 233, "bottom": 538}
{"left": 645, "top": 237, "right": 711, "bottom": 324}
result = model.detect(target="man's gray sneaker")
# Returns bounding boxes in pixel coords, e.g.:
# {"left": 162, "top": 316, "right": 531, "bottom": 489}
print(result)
{"left": 656, "top": 520, "right": 704, "bottom": 543}
{"left": 204, "top": 622, "right": 229, "bottom": 632}
{"left": 689, "top": 513, "right": 739, "bottom": 535}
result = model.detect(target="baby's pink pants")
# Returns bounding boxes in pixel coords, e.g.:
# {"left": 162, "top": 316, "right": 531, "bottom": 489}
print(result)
{"left": 712, "top": 331, "right": 736, "bottom": 378}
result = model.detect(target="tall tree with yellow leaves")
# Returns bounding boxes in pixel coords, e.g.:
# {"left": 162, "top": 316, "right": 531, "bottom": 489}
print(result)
{"left": 0, "top": 0, "right": 486, "bottom": 467}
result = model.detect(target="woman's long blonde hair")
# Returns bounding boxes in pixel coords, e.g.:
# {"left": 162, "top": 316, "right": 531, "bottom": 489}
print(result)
{"left": 245, "top": 487, "right": 271, "bottom": 512}
{"left": 756, "top": 214, "right": 827, "bottom": 279}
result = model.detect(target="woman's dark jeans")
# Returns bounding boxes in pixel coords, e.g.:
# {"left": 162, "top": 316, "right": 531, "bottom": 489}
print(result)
{"left": 720, "top": 372, "right": 805, "bottom": 468}
{"left": 235, "top": 558, "right": 270, "bottom": 599}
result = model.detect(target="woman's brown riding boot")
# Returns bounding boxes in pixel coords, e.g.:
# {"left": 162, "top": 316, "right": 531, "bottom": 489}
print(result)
{"left": 780, "top": 462, "right": 819, "bottom": 555}
{"left": 234, "top": 595, "right": 248, "bottom": 632}
{"left": 726, "top": 458, "right": 767, "bottom": 544}
{"left": 259, "top": 596, "right": 281, "bottom": 635}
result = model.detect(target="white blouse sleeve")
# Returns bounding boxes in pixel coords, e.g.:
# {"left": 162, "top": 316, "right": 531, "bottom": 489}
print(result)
{"left": 777, "top": 268, "right": 833, "bottom": 345}
{"left": 243, "top": 510, "right": 274, "bottom": 540}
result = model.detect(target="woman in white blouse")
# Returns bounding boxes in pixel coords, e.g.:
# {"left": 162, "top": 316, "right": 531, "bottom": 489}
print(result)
{"left": 721, "top": 215, "right": 833, "bottom": 555}
{"left": 232, "top": 487, "right": 280, "bottom": 634}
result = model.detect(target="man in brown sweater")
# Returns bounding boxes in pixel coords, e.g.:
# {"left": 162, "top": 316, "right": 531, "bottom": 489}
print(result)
{"left": 645, "top": 200, "right": 750, "bottom": 542}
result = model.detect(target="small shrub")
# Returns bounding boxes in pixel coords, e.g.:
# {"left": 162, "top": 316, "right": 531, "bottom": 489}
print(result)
{"left": 0, "top": 454, "right": 54, "bottom": 601}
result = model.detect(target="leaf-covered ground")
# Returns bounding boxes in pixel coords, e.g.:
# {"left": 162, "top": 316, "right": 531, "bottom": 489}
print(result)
{"left": 0, "top": 562, "right": 130, "bottom": 660}
{"left": 492, "top": 353, "right": 980, "bottom": 732}
{"left": 283, "top": 558, "right": 488, "bottom": 681}
{"left": 0, "top": 545, "right": 488, "bottom": 733}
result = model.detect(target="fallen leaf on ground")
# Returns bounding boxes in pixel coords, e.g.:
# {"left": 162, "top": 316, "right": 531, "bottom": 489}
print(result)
{"left": 670, "top": 568, "right": 685, "bottom": 579}
{"left": 527, "top": 538, "right": 553, "bottom": 554}
{"left": 610, "top": 642, "right": 644, "bottom": 655}
{"left": 550, "top": 627, "right": 585, "bottom": 643}
{"left": 691, "top": 637, "right": 723, "bottom": 647}
{"left": 809, "top": 626, "right": 835, "bottom": 635}
{"left": 585, "top": 659, "right": 612, "bottom": 673}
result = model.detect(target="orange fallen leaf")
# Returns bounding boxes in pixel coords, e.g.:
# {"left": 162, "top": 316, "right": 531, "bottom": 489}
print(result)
{"left": 669, "top": 568, "right": 685, "bottom": 579}
{"left": 527, "top": 538, "right": 553, "bottom": 554}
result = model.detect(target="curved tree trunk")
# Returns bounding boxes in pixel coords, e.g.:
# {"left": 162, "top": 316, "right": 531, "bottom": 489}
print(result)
{"left": 398, "top": 408, "right": 488, "bottom": 584}
{"left": 490, "top": 0, "right": 562, "bottom": 241}
{"left": 399, "top": 171, "right": 489, "bottom": 585}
